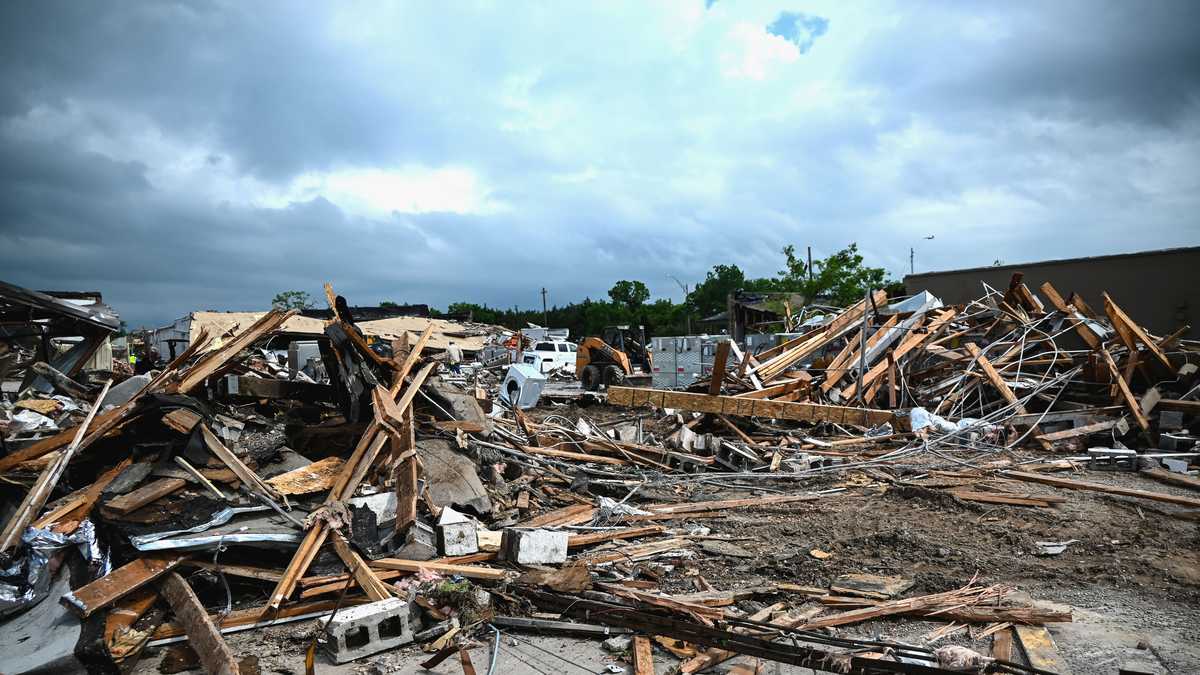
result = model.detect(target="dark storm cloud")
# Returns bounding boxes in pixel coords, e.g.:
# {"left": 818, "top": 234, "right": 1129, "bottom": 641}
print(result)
{"left": 854, "top": 1, "right": 1200, "bottom": 128}
{"left": 0, "top": 1, "right": 1198, "bottom": 328}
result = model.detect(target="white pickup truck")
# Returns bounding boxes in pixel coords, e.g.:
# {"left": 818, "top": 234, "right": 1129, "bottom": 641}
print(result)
{"left": 520, "top": 339, "right": 577, "bottom": 374}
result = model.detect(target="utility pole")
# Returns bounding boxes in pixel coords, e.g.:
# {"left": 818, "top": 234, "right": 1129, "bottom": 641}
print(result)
{"left": 540, "top": 287, "right": 548, "bottom": 327}
{"left": 807, "top": 246, "right": 813, "bottom": 283}
{"left": 668, "top": 276, "right": 691, "bottom": 335}
{"left": 910, "top": 247, "right": 914, "bottom": 275}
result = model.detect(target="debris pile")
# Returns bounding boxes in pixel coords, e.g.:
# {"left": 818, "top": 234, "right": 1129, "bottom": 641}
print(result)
{"left": 0, "top": 274, "right": 1196, "bottom": 674}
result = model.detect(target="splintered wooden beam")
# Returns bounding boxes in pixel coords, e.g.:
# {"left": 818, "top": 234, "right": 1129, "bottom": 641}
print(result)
{"left": 200, "top": 424, "right": 284, "bottom": 503}
{"left": 1035, "top": 419, "right": 1118, "bottom": 443}
{"left": 33, "top": 457, "right": 131, "bottom": 532}
{"left": 1001, "top": 470, "right": 1200, "bottom": 509}
{"left": 708, "top": 341, "right": 731, "bottom": 396}
{"left": 371, "top": 559, "right": 509, "bottom": 581}
{"left": 1100, "top": 348, "right": 1150, "bottom": 431}
{"left": 1103, "top": 292, "right": 1172, "bottom": 372}
{"left": 567, "top": 525, "right": 665, "bottom": 548}
{"left": 608, "top": 386, "right": 895, "bottom": 428}
{"left": 330, "top": 532, "right": 393, "bottom": 601}
{"left": 963, "top": 343, "right": 1052, "bottom": 450}
{"left": 1039, "top": 282, "right": 1102, "bottom": 350}
{"left": 157, "top": 572, "right": 241, "bottom": 675}
{"left": 104, "top": 477, "right": 188, "bottom": 515}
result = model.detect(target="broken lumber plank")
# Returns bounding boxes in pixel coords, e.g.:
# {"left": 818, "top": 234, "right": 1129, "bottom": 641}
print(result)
{"left": 1158, "top": 399, "right": 1200, "bottom": 415}
{"left": 151, "top": 598, "right": 363, "bottom": 640}
{"left": 185, "top": 561, "right": 284, "bottom": 583}
{"left": 991, "top": 627, "right": 1014, "bottom": 661}
{"left": 104, "top": 588, "right": 159, "bottom": 666}
{"left": 104, "top": 477, "right": 188, "bottom": 515}
{"left": 520, "top": 445, "right": 629, "bottom": 465}
{"left": 646, "top": 493, "right": 817, "bottom": 514}
{"left": 157, "top": 572, "right": 241, "bottom": 675}
{"left": 1014, "top": 625, "right": 1072, "bottom": 675}
{"left": 1103, "top": 292, "right": 1172, "bottom": 372}
{"left": 489, "top": 616, "right": 633, "bottom": 636}
{"left": 161, "top": 408, "right": 203, "bottom": 434}
{"left": 1040, "top": 282, "right": 1102, "bottom": 350}
{"left": 632, "top": 636, "right": 654, "bottom": 675}
{"left": 608, "top": 386, "right": 895, "bottom": 427}
{"left": 1140, "top": 468, "right": 1200, "bottom": 492}
{"left": 330, "top": 531, "right": 393, "bottom": 601}
{"left": 947, "top": 490, "right": 1065, "bottom": 508}
{"left": 963, "top": 342, "right": 1052, "bottom": 451}
{"left": 1101, "top": 349, "right": 1151, "bottom": 432}
{"left": 1035, "top": 419, "right": 1119, "bottom": 443}
{"left": 264, "top": 456, "right": 345, "bottom": 495}
{"left": 394, "top": 404, "right": 418, "bottom": 532}
{"left": 371, "top": 559, "right": 510, "bottom": 581}
{"left": 579, "top": 537, "right": 691, "bottom": 565}
{"left": 199, "top": 424, "right": 284, "bottom": 502}
{"left": 520, "top": 503, "right": 595, "bottom": 527}
{"left": 1001, "top": 470, "right": 1200, "bottom": 508}
{"left": 621, "top": 510, "right": 726, "bottom": 522}
{"left": 63, "top": 554, "right": 184, "bottom": 617}
{"left": 33, "top": 457, "right": 131, "bottom": 532}
{"left": 171, "top": 309, "right": 296, "bottom": 394}
{"left": 708, "top": 341, "right": 730, "bottom": 396}
{"left": 567, "top": 525, "right": 665, "bottom": 548}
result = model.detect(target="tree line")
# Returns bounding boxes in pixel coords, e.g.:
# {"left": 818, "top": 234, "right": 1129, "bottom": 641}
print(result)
{"left": 273, "top": 243, "right": 902, "bottom": 340}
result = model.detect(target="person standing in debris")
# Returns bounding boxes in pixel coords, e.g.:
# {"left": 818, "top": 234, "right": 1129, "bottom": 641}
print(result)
{"left": 446, "top": 340, "right": 463, "bottom": 375}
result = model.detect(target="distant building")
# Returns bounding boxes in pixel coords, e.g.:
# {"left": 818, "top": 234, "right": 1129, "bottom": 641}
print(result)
{"left": 904, "top": 246, "right": 1198, "bottom": 338}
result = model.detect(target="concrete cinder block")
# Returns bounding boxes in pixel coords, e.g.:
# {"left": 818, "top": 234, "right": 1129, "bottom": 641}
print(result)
{"left": 1158, "top": 410, "right": 1185, "bottom": 431}
{"left": 501, "top": 529, "right": 568, "bottom": 565}
{"left": 394, "top": 521, "right": 436, "bottom": 561}
{"left": 321, "top": 597, "right": 413, "bottom": 664}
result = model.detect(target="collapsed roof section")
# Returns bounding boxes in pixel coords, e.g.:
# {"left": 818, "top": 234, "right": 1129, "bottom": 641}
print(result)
{"left": 0, "top": 280, "right": 120, "bottom": 389}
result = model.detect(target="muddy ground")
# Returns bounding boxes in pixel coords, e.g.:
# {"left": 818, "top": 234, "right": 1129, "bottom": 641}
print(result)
{"left": 138, "top": 401, "right": 1200, "bottom": 674}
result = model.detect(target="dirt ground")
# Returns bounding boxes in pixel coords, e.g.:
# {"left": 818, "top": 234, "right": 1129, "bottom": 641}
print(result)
{"left": 131, "top": 458, "right": 1200, "bottom": 674}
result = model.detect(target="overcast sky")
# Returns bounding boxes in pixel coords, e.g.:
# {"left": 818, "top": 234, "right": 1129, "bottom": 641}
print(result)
{"left": 2, "top": 1, "right": 1198, "bottom": 328}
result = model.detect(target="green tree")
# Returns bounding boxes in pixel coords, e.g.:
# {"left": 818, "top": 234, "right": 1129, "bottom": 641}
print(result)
{"left": 775, "top": 243, "right": 890, "bottom": 306}
{"left": 379, "top": 300, "right": 400, "bottom": 308}
{"left": 608, "top": 280, "right": 650, "bottom": 311}
{"left": 687, "top": 264, "right": 745, "bottom": 318}
{"left": 271, "top": 290, "right": 313, "bottom": 310}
